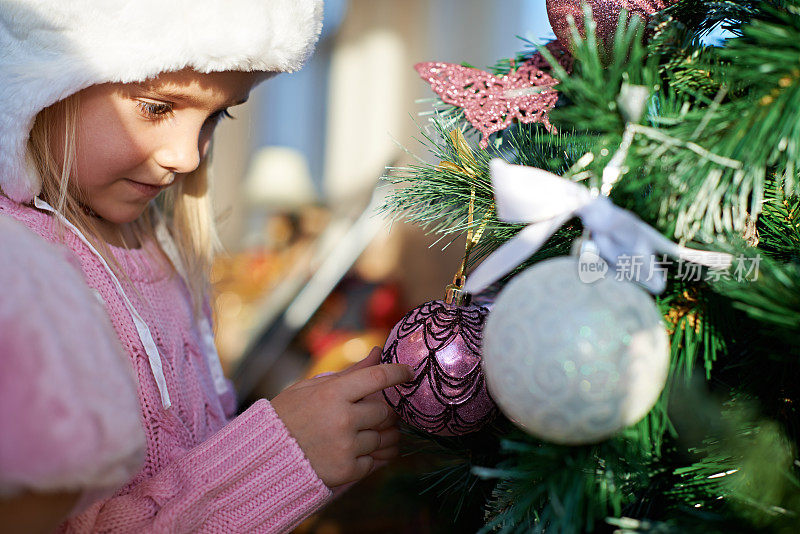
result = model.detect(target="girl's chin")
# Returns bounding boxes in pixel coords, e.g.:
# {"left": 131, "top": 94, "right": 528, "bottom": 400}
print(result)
{"left": 89, "top": 211, "right": 147, "bottom": 246}
{"left": 92, "top": 206, "right": 148, "bottom": 227}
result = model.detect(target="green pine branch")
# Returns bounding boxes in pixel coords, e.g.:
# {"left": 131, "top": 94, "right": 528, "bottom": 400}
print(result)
{"left": 380, "top": 1, "right": 800, "bottom": 532}
{"left": 535, "top": 1, "right": 800, "bottom": 242}
{"left": 380, "top": 119, "right": 584, "bottom": 270}
{"left": 474, "top": 435, "right": 654, "bottom": 534}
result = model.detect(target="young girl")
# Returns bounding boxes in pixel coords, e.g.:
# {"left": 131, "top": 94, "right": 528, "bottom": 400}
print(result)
{"left": 0, "top": 1, "right": 413, "bottom": 532}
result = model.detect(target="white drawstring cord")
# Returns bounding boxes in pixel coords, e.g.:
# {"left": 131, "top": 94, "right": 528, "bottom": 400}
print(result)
{"left": 34, "top": 197, "right": 172, "bottom": 408}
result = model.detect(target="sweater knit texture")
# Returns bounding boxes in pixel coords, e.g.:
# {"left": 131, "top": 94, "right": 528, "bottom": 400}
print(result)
{"left": 0, "top": 195, "right": 331, "bottom": 533}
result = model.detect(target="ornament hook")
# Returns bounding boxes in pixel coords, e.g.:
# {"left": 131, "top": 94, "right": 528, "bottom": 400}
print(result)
{"left": 440, "top": 130, "right": 493, "bottom": 305}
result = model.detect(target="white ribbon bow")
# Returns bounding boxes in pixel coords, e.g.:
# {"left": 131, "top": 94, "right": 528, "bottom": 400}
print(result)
{"left": 464, "top": 160, "right": 733, "bottom": 295}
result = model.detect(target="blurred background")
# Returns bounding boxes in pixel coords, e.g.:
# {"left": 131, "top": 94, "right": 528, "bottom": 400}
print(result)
{"left": 211, "top": 0, "right": 554, "bottom": 397}
{"left": 208, "top": 1, "right": 551, "bottom": 532}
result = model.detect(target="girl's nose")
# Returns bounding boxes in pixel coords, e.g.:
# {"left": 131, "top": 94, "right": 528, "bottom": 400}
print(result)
{"left": 153, "top": 128, "right": 202, "bottom": 174}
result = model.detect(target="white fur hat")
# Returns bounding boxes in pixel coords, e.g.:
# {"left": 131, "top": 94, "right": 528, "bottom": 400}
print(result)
{"left": 0, "top": 0, "right": 324, "bottom": 203}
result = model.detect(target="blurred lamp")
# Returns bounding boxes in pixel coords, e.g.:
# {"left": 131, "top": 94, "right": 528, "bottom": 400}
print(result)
{"left": 243, "top": 146, "right": 317, "bottom": 211}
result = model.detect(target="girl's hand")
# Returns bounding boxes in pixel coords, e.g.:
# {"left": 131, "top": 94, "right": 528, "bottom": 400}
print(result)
{"left": 271, "top": 347, "right": 412, "bottom": 488}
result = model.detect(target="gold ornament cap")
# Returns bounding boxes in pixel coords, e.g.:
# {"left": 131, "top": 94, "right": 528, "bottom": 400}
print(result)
{"left": 444, "top": 275, "right": 471, "bottom": 307}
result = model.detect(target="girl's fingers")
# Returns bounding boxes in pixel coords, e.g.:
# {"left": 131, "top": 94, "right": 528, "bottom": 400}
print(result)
{"left": 369, "top": 446, "right": 399, "bottom": 462}
{"left": 350, "top": 453, "right": 391, "bottom": 484}
{"left": 354, "top": 427, "right": 400, "bottom": 456}
{"left": 296, "top": 347, "right": 384, "bottom": 388}
{"left": 290, "top": 372, "right": 337, "bottom": 390}
{"left": 354, "top": 429, "right": 381, "bottom": 456}
{"left": 353, "top": 454, "right": 375, "bottom": 480}
{"left": 373, "top": 410, "right": 399, "bottom": 431}
{"left": 343, "top": 363, "right": 413, "bottom": 402}
{"left": 376, "top": 427, "right": 400, "bottom": 448}
{"left": 302, "top": 348, "right": 384, "bottom": 391}
{"left": 351, "top": 399, "right": 394, "bottom": 430}
{"left": 339, "top": 346, "right": 383, "bottom": 376}
{"left": 369, "top": 458, "right": 390, "bottom": 473}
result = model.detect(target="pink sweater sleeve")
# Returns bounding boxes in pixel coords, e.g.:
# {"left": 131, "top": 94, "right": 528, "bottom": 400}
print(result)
{"left": 69, "top": 400, "right": 331, "bottom": 533}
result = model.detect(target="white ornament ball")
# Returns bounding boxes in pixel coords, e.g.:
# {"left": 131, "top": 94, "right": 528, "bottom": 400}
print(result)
{"left": 482, "top": 256, "right": 669, "bottom": 445}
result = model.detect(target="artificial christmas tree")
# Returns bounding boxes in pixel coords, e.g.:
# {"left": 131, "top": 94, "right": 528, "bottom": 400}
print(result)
{"left": 380, "top": 1, "right": 800, "bottom": 532}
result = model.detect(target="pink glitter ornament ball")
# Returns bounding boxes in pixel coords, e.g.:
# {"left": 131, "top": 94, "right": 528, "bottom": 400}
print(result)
{"left": 381, "top": 300, "right": 498, "bottom": 436}
{"left": 546, "top": 0, "right": 677, "bottom": 48}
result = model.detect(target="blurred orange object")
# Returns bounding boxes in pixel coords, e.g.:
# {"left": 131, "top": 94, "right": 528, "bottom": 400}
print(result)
{"left": 305, "top": 330, "right": 387, "bottom": 378}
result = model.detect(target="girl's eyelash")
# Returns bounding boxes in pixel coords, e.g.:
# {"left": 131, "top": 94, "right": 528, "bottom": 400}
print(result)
{"left": 136, "top": 100, "right": 235, "bottom": 124}
{"left": 137, "top": 100, "right": 173, "bottom": 120}
{"left": 209, "top": 109, "right": 235, "bottom": 123}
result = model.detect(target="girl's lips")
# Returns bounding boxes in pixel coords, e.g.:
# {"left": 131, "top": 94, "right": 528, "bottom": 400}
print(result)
{"left": 125, "top": 179, "right": 166, "bottom": 197}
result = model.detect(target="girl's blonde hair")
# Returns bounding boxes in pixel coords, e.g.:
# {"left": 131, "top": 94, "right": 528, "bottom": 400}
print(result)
{"left": 26, "top": 93, "right": 219, "bottom": 316}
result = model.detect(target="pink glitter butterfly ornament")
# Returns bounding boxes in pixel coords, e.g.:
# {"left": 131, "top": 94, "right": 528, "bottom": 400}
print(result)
{"left": 415, "top": 43, "right": 573, "bottom": 149}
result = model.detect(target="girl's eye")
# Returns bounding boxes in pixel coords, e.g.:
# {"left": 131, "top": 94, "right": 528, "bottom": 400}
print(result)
{"left": 137, "top": 100, "right": 173, "bottom": 120}
{"left": 207, "top": 109, "right": 235, "bottom": 126}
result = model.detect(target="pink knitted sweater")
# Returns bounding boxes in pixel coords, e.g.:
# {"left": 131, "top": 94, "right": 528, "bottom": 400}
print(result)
{"left": 0, "top": 195, "right": 332, "bottom": 533}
